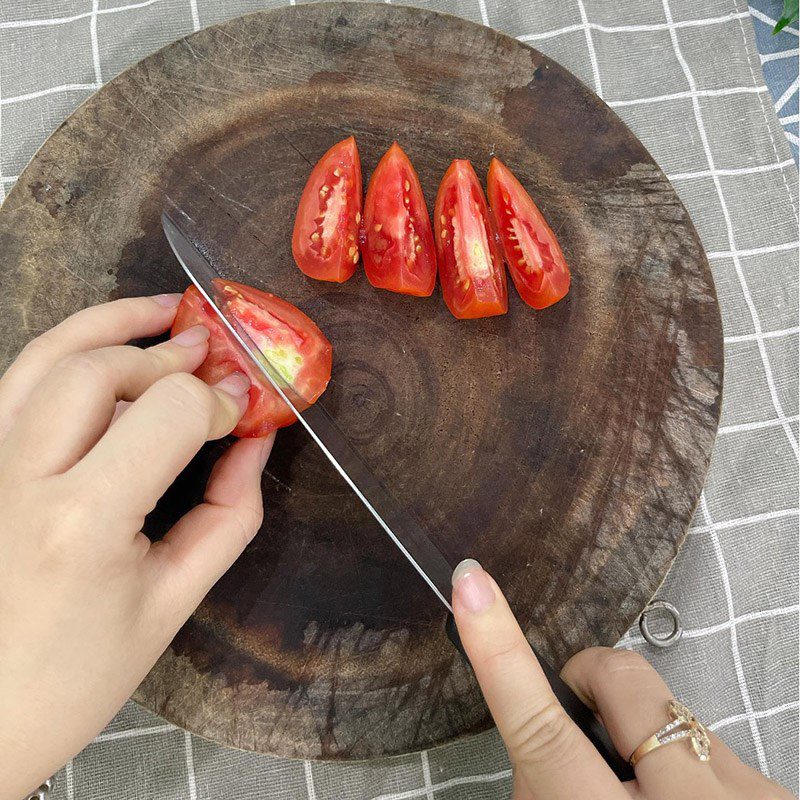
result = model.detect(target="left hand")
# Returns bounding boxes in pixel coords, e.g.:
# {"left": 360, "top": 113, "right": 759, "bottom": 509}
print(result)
{"left": 0, "top": 294, "right": 274, "bottom": 800}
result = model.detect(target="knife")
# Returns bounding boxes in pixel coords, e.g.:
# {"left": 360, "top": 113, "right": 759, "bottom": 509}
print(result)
{"left": 161, "top": 209, "right": 634, "bottom": 781}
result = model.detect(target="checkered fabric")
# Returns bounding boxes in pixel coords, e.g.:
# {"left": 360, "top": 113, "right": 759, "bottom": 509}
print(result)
{"left": 1, "top": 1, "right": 797, "bottom": 798}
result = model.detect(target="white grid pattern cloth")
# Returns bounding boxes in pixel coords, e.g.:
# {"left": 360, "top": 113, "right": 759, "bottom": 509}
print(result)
{"left": 1, "top": 0, "right": 797, "bottom": 798}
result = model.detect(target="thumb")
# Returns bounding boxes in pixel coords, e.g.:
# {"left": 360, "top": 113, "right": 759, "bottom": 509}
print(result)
{"left": 148, "top": 434, "right": 275, "bottom": 624}
{"left": 452, "top": 559, "right": 625, "bottom": 800}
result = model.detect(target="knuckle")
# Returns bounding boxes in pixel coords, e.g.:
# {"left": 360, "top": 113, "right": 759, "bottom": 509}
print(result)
{"left": 53, "top": 351, "right": 109, "bottom": 391}
{"left": 36, "top": 488, "right": 93, "bottom": 567}
{"left": 229, "top": 503, "right": 264, "bottom": 550}
{"left": 481, "top": 636, "right": 529, "bottom": 674}
{"left": 510, "top": 699, "right": 575, "bottom": 767}
{"left": 595, "top": 648, "right": 652, "bottom": 680}
{"left": 144, "top": 346, "right": 177, "bottom": 379}
{"left": 159, "top": 372, "right": 216, "bottom": 422}
{"left": 20, "top": 331, "right": 57, "bottom": 363}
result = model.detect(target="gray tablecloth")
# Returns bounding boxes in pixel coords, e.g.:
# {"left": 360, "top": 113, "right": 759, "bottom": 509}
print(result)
{"left": 1, "top": 0, "right": 797, "bottom": 798}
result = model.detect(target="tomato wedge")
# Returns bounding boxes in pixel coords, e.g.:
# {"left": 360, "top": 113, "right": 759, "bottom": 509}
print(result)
{"left": 171, "top": 281, "right": 333, "bottom": 438}
{"left": 487, "top": 158, "right": 570, "bottom": 309}
{"left": 292, "top": 136, "right": 363, "bottom": 283}
{"left": 434, "top": 160, "right": 508, "bottom": 319}
{"left": 361, "top": 142, "right": 436, "bottom": 297}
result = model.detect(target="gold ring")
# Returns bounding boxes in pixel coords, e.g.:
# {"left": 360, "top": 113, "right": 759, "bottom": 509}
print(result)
{"left": 629, "top": 700, "right": 711, "bottom": 767}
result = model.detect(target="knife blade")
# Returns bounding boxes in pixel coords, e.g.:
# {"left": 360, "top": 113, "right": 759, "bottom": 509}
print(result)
{"left": 161, "top": 209, "right": 455, "bottom": 612}
{"left": 161, "top": 208, "right": 634, "bottom": 781}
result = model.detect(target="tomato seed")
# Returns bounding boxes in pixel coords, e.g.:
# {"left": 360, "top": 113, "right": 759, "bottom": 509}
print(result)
{"left": 311, "top": 232, "right": 320, "bottom": 241}
{"left": 440, "top": 214, "right": 446, "bottom": 225}
{"left": 416, "top": 245, "right": 422, "bottom": 252}
{"left": 440, "top": 229, "right": 448, "bottom": 238}
{"left": 352, "top": 252, "right": 359, "bottom": 264}
{"left": 374, "top": 255, "right": 382, "bottom": 264}
{"left": 404, "top": 196, "right": 410, "bottom": 205}
{"left": 463, "top": 279, "right": 471, "bottom": 289}
{"left": 414, "top": 234, "right": 420, "bottom": 242}
{"left": 374, "top": 223, "right": 382, "bottom": 232}
{"left": 518, "top": 258, "right": 526, "bottom": 265}
{"left": 334, "top": 168, "right": 341, "bottom": 177}
{"left": 356, "top": 212, "right": 361, "bottom": 224}
{"left": 404, "top": 180, "right": 411, "bottom": 192}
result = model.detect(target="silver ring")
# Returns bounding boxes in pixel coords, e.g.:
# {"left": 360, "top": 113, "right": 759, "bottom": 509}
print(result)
{"left": 639, "top": 601, "right": 682, "bottom": 648}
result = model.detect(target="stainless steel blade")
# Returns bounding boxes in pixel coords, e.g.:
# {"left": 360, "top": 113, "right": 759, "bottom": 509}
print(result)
{"left": 162, "top": 210, "right": 455, "bottom": 612}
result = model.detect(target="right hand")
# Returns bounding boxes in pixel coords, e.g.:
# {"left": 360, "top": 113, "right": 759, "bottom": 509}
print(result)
{"left": 451, "top": 558, "right": 793, "bottom": 800}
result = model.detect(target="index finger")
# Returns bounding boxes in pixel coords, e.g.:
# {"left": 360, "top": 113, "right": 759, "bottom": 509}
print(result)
{"left": 452, "top": 559, "right": 627, "bottom": 800}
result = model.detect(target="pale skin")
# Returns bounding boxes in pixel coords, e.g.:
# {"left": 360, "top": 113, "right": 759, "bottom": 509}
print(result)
{"left": 0, "top": 296, "right": 791, "bottom": 800}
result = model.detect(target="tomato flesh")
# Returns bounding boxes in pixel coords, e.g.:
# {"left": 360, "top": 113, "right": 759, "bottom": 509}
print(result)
{"left": 487, "top": 158, "right": 570, "bottom": 309}
{"left": 292, "top": 136, "right": 363, "bottom": 283}
{"left": 362, "top": 142, "right": 436, "bottom": 297}
{"left": 171, "top": 281, "right": 333, "bottom": 438}
{"left": 434, "top": 160, "right": 507, "bottom": 319}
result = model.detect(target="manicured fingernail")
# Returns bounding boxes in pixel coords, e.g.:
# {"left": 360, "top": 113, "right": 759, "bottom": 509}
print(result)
{"left": 171, "top": 325, "right": 210, "bottom": 347}
{"left": 153, "top": 293, "right": 182, "bottom": 307}
{"left": 215, "top": 371, "right": 251, "bottom": 397}
{"left": 452, "top": 559, "right": 495, "bottom": 614}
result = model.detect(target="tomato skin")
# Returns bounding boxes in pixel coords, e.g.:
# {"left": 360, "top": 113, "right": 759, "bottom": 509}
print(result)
{"left": 487, "top": 158, "right": 570, "bottom": 310}
{"left": 362, "top": 142, "right": 436, "bottom": 297}
{"left": 292, "top": 136, "right": 363, "bottom": 283}
{"left": 433, "top": 160, "right": 508, "bottom": 319}
{"left": 171, "top": 281, "right": 333, "bottom": 438}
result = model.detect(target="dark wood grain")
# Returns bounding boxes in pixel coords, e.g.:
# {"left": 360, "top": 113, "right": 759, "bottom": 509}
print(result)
{"left": 0, "top": 3, "right": 723, "bottom": 759}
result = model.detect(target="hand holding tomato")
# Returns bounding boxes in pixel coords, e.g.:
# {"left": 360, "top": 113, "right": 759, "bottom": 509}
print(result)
{"left": 171, "top": 282, "right": 332, "bottom": 437}
{"left": 0, "top": 295, "right": 274, "bottom": 800}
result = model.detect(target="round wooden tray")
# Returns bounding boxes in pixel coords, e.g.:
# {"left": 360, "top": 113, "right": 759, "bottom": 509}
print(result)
{"left": 0, "top": 2, "right": 723, "bottom": 760}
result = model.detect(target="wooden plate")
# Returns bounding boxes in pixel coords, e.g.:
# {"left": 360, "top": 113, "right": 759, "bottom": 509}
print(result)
{"left": 0, "top": 2, "right": 723, "bottom": 759}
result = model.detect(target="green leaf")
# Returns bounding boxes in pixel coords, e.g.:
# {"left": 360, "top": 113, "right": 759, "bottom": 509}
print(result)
{"left": 773, "top": 0, "right": 799, "bottom": 33}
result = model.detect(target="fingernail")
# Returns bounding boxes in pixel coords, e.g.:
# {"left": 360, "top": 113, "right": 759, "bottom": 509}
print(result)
{"left": 452, "top": 558, "right": 495, "bottom": 614}
{"left": 153, "top": 293, "right": 182, "bottom": 308}
{"left": 259, "top": 433, "right": 276, "bottom": 469}
{"left": 172, "top": 325, "right": 210, "bottom": 347}
{"left": 215, "top": 371, "right": 251, "bottom": 397}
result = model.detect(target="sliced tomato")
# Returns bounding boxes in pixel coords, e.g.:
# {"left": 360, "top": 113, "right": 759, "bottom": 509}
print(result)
{"left": 171, "top": 281, "right": 333, "bottom": 438}
{"left": 361, "top": 142, "right": 436, "bottom": 297}
{"left": 487, "top": 158, "right": 570, "bottom": 309}
{"left": 434, "top": 160, "right": 508, "bottom": 319}
{"left": 292, "top": 136, "right": 363, "bottom": 283}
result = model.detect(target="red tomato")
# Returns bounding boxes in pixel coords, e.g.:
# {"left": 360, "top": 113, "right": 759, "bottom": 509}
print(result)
{"left": 361, "top": 142, "right": 436, "bottom": 296}
{"left": 433, "top": 160, "right": 508, "bottom": 319}
{"left": 487, "top": 158, "right": 570, "bottom": 309}
{"left": 171, "top": 281, "right": 333, "bottom": 438}
{"left": 292, "top": 136, "right": 362, "bottom": 283}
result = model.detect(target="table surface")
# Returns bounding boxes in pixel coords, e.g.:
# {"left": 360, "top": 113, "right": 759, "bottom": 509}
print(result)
{"left": 1, "top": 1, "right": 797, "bottom": 798}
